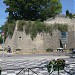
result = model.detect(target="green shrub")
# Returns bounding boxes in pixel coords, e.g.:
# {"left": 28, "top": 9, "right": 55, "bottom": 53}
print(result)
{"left": 46, "top": 48, "right": 53, "bottom": 52}
{"left": 47, "top": 59, "right": 65, "bottom": 73}
{"left": 16, "top": 49, "right": 21, "bottom": 51}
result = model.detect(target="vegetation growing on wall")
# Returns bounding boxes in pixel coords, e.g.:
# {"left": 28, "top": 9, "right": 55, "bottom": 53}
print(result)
{"left": 0, "top": 19, "right": 68, "bottom": 41}
{"left": 17, "top": 20, "right": 26, "bottom": 31}
{"left": 18, "top": 20, "right": 68, "bottom": 40}
{"left": 53, "top": 23, "right": 68, "bottom": 32}
{"left": 1, "top": 21, "right": 15, "bottom": 39}
{"left": 18, "top": 20, "right": 46, "bottom": 40}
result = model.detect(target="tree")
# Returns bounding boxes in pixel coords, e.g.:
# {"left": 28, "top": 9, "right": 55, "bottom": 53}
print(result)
{"left": 1, "top": 21, "right": 15, "bottom": 39}
{"left": 66, "top": 10, "right": 75, "bottom": 19}
{"left": 4, "top": 0, "right": 62, "bottom": 22}
{"left": 69, "top": 13, "right": 73, "bottom": 19}
{"left": 49, "top": 0, "right": 62, "bottom": 17}
{"left": 66, "top": 10, "right": 69, "bottom": 17}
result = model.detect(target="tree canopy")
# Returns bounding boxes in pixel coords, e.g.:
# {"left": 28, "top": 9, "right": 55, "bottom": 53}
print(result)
{"left": 2, "top": 0, "right": 63, "bottom": 40}
{"left": 4, "top": 0, "right": 62, "bottom": 22}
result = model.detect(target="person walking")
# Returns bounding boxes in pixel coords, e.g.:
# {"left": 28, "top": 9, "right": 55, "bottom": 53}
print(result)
{"left": 7, "top": 46, "right": 11, "bottom": 53}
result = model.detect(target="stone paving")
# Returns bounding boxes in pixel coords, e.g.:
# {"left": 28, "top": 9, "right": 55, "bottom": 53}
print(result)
{"left": 0, "top": 59, "right": 70, "bottom": 75}
{"left": 0, "top": 52, "right": 74, "bottom": 75}
{"left": 1, "top": 59, "right": 49, "bottom": 75}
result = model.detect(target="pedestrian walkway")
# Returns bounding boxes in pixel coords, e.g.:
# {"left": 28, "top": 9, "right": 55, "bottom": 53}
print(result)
{"left": 0, "top": 59, "right": 71, "bottom": 75}
{"left": 0, "top": 53, "right": 70, "bottom": 75}
{"left": 1, "top": 59, "right": 49, "bottom": 75}
{"left": 0, "top": 49, "right": 71, "bottom": 74}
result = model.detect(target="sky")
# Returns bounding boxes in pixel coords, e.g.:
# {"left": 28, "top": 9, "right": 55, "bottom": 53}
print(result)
{"left": 0, "top": 0, "right": 8, "bottom": 26}
{"left": 0, "top": 0, "right": 75, "bottom": 26}
{"left": 60, "top": 0, "right": 75, "bottom": 14}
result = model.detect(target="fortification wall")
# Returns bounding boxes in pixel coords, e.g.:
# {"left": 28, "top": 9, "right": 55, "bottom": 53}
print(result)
{"left": 5, "top": 27, "right": 45, "bottom": 51}
{"left": 44, "top": 15, "right": 75, "bottom": 49}
{"left": 4, "top": 15, "right": 75, "bottom": 51}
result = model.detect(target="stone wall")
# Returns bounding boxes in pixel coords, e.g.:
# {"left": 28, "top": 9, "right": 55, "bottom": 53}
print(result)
{"left": 4, "top": 22, "right": 45, "bottom": 51}
{"left": 5, "top": 29, "right": 60, "bottom": 51}
{"left": 45, "top": 15, "right": 75, "bottom": 49}
{"left": 4, "top": 15, "right": 75, "bottom": 51}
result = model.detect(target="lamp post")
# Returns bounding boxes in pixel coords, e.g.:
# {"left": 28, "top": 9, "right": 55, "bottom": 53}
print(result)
{"left": 1, "top": 32, "right": 4, "bottom": 59}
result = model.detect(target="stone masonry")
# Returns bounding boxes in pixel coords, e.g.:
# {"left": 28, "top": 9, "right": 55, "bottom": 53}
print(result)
{"left": 4, "top": 15, "right": 75, "bottom": 52}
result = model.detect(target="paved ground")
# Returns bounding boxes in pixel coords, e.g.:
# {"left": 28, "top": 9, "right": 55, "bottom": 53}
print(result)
{"left": 0, "top": 51, "right": 74, "bottom": 75}
{"left": 0, "top": 52, "right": 69, "bottom": 61}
